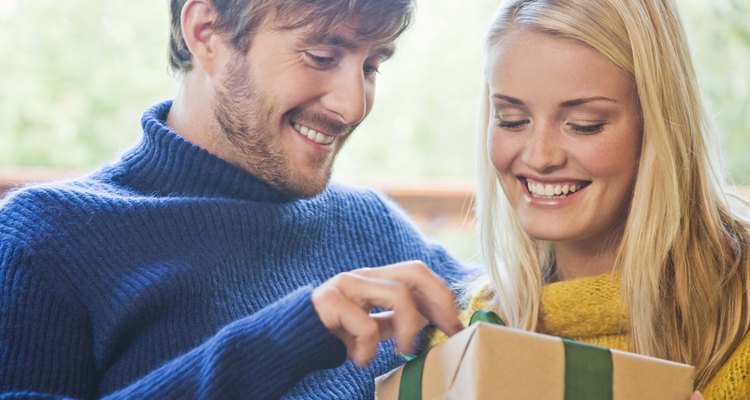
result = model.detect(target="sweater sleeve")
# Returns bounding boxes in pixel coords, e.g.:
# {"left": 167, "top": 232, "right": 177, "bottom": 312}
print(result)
{"left": 0, "top": 245, "right": 97, "bottom": 398}
{"left": 0, "top": 245, "right": 347, "bottom": 400}
{"left": 370, "top": 191, "right": 473, "bottom": 288}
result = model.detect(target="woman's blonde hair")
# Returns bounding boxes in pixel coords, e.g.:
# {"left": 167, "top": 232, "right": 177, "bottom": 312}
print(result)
{"left": 474, "top": 0, "right": 750, "bottom": 389}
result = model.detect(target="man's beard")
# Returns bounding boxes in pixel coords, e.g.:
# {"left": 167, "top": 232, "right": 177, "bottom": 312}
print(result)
{"left": 213, "top": 54, "right": 347, "bottom": 197}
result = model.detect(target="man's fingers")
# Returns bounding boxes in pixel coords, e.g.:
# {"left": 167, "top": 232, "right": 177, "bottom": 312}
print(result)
{"left": 371, "top": 309, "right": 427, "bottom": 355}
{"left": 333, "top": 272, "right": 427, "bottom": 354}
{"left": 335, "top": 296, "right": 381, "bottom": 367}
{"left": 372, "top": 310, "right": 395, "bottom": 340}
{"left": 313, "top": 273, "right": 424, "bottom": 363}
{"left": 355, "top": 261, "right": 464, "bottom": 336}
{"left": 312, "top": 260, "right": 463, "bottom": 367}
{"left": 313, "top": 284, "right": 380, "bottom": 367}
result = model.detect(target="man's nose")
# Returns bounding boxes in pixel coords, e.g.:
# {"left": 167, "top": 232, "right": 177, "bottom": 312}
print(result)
{"left": 321, "top": 66, "right": 369, "bottom": 126}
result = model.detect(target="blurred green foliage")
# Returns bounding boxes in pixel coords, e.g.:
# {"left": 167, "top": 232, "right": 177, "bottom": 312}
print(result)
{"left": 680, "top": 0, "right": 750, "bottom": 187}
{"left": 1, "top": 0, "right": 747, "bottom": 262}
{"left": 0, "top": 0, "right": 748, "bottom": 186}
{"left": 0, "top": 1, "right": 174, "bottom": 167}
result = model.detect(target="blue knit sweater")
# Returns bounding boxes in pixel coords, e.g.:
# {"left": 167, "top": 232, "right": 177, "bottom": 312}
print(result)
{"left": 0, "top": 100, "right": 467, "bottom": 399}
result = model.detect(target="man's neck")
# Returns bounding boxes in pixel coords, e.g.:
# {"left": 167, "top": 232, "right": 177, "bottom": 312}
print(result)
{"left": 167, "top": 74, "right": 234, "bottom": 165}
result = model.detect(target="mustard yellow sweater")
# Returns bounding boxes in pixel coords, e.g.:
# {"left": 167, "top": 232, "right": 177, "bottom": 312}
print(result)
{"left": 435, "top": 274, "right": 750, "bottom": 399}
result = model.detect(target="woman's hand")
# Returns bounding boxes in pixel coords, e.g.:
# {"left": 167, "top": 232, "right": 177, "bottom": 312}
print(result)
{"left": 312, "top": 260, "right": 464, "bottom": 367}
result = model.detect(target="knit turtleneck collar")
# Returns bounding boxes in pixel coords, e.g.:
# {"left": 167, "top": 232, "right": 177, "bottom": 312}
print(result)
{"left": 468, "top": 273, "right": 628, "bottom": 339}
{"left": 539, "top": 272, "right": 628, "bottom": 338}
{"left": 108, "top": 100, "right": 297, "bottom": 203}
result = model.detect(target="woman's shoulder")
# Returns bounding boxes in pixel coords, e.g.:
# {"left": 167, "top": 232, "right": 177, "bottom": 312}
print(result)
{"left": 702, "top": 329, "right": 750, "bottom": 398}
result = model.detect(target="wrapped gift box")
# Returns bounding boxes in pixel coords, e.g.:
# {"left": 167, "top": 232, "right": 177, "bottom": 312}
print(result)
{"left": 376, "top": 317, "right": 694, "bottom": 400}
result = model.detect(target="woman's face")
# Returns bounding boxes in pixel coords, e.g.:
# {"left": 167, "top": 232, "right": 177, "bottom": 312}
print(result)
{"left": 487, "top": 29, "right": 641, "bottom": 250}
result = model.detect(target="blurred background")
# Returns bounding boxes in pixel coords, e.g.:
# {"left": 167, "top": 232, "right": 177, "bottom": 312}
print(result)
{"left": 1, "top": 0, "right": 748, "bottom": 262}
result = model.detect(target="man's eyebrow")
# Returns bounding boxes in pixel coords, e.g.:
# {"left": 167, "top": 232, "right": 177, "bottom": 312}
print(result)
{"left": 307, "top": 34, "right": 396, "bottom": 60}
{"left": 317, "top": 35, "right": 358, "bottom": 50}
{"left": 375, "top": 45, "right": 396, "bottom": 61}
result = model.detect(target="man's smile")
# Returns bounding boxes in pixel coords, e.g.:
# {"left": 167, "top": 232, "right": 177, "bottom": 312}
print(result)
{"left": 292, "top": 121, "right": 336, "bottom": 145}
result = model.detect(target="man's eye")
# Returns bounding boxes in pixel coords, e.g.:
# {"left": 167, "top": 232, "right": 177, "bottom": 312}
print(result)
{"left": 363, "top": 64, "right": 380, "bottom": 77}
{"left": 304, "top": 51, "right": 336, "bottom": 68}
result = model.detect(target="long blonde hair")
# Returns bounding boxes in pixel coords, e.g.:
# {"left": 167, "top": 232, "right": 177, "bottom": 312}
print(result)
{"left": 475, "top": 0, "right": 750, "bottom": 389}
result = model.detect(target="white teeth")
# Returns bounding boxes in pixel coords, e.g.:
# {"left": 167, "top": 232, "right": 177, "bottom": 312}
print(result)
{"left": 293, "top": 122, "right": 335, "bottom": 145}
{"left": 526, "top": 180, "right": 585, "bottom": 198}
{"left": 314, "top": 132, "right": 328, "bottom": 144}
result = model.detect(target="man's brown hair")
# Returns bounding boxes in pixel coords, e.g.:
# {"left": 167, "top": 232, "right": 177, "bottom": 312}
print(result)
{"left": 168, "top": 0, "right": 416, "bottom": 75}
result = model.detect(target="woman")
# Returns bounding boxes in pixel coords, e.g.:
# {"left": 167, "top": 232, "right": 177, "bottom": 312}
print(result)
{"left": 468, "top": 0, "right": 750, "bottom": 396}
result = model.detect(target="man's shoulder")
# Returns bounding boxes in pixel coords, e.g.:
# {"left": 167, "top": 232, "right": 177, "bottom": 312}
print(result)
{"left": 325, "top": 180, "right": 381, "bottom": 197}
{"left": 324, "top": 180, "right": 397, "bottom": 207}
{"left": 322, "top": 181, "right": 411, "bottom": 219}
{"left": 319, "top": 181, "right": 428, "bottom": 240}
{"left": 2, "top": 173, "right": 123, "bottom": 211}
{"left": 0, "top": 174, "right": 126, "bottom": 245}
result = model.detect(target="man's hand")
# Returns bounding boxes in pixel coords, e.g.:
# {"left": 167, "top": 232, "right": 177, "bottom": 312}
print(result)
{"left": 312, "top": 260, "right": 464, "bottom": 367}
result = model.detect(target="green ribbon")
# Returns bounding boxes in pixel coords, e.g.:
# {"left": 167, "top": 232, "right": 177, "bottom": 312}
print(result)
{"left": 562, "top": 337, "right": 613, "bottom": 399}
{"left": 398, "top": 348, "right": 427, "bottom": 399}
{"left": 397, "top": 310, "right": 613, "bottom": 399}
{"left": 469, "top": 309, "right": 506, "bottom": 326}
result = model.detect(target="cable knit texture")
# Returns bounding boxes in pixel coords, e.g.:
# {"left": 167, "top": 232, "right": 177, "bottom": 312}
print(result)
{"left": 0, "top": 100, "right": 467, "bottom": 399}
{"left": 457, "top": 273, "right": 750, "bottom": 399}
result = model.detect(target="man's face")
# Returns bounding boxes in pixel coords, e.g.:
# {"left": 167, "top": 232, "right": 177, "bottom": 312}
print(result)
{"left": 212, "top": 18, "right": 395, "bottom": 197}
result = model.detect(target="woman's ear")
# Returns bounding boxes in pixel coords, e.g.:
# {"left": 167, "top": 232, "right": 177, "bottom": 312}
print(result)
{"left": 181, "top": 0, "right": 224, "bottom": 76}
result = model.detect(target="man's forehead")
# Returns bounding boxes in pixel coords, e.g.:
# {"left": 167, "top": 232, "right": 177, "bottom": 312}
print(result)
{"left": 266, "top": 9, "right": 402, "bottom": 58}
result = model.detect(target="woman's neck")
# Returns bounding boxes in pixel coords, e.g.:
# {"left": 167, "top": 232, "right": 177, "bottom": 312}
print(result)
{"left": 553, "top": 237, "right": 619, "bottom": 281}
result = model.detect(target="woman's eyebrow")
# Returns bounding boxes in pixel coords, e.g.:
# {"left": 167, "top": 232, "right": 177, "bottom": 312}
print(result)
{"left": 491, "top": 94, "right": 525, "bottom": 105}
{"left": 559, "top": 97, "right": 617, "bottom": 107}
{"left": 491, "top": 95, "right": 618, "bottom": 107}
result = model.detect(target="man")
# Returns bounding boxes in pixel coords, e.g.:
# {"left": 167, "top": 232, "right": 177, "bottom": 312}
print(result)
{"left": 0, "top": 0, "right": 466, "bottom": 398}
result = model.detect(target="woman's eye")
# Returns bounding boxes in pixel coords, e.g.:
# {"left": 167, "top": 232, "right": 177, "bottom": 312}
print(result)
{"left": 496, "top": 118, "right": 529, "bottom": 130}
{"left": 568, "top": 123, "right": 605, "bottom": 134}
